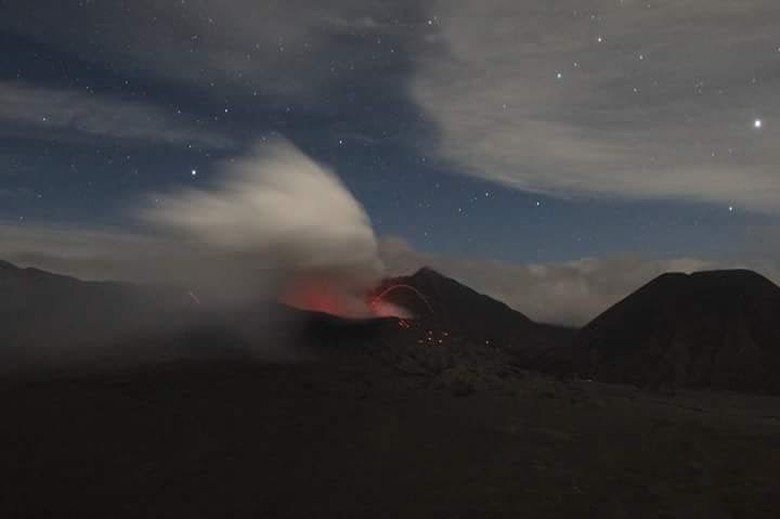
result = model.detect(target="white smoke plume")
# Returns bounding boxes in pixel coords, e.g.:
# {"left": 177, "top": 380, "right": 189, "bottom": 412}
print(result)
{"left": 140, "top": 138, "right": 385, "bottom": 316}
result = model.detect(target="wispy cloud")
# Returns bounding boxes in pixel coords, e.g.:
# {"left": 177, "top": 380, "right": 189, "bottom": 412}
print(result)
{"left": 413, "top": 0, "right": 780, "bottom": 211}
{"left": 0, "top": 1, "right": 425, "bottom": 106}
{"left": 0, "top": 82, "right": 232, "bottom": 148}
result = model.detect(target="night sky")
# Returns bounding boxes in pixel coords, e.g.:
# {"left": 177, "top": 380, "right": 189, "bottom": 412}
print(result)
{"left": 2, "top": 0, "right": 780, "bottom": 324}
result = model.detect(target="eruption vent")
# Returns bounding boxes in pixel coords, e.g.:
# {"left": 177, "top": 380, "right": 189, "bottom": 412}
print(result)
{"left": 367, "top": 283, "right": 434, "bottom": 319}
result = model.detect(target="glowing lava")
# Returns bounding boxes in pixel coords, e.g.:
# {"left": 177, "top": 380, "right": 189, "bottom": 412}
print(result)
{"left": 281, "top": 279, "right": 434, "bottom": 323}
{"left": 280, "top": 278, "right": 354, "bottom": 317}
{"left": 368, "top": 283, "right": 434, "bottom": 318}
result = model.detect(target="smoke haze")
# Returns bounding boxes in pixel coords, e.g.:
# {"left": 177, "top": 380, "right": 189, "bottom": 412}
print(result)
{"left": 0, "top": 139, "right": 387, "bottom": 371}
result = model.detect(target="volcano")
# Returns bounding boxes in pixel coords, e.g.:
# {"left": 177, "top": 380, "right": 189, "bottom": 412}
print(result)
{"left": 374, "top": 267, "right": 575, "bottom": 357}
{"left": 574, "top": 269, "right": 780, "bottom": 393}
{"left": 0, "top": 261, "right": 576, "bottom": 372}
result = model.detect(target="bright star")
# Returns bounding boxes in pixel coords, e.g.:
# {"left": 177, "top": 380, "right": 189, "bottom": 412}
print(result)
{"left": 191, "top": 169, "right": 197, "bottom": 176}
{"left": 754, "top": 118, "right": 763, "bottom": 129}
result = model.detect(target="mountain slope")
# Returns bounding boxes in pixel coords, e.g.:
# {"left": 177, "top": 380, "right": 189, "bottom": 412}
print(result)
{"left": 0, "top": 261, "right": 198, "bottom": 370}
{"left": 376, "top": 267, "right": 575, "bottom": 355}
{"left": 574, "top": 269, "right": 780, "bottom": 393}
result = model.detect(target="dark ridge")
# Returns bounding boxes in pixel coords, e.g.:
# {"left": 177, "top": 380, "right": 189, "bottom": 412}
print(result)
{"left": 0, "top": 259, "right": 18, "bottom": 270}
{"left": 0, "top": 260, "right": 194, "bottom": 373}
{"left": 0, "top": 259, "right": 82, "bottom": 286}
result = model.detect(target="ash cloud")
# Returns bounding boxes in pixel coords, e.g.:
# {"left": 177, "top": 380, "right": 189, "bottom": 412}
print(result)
{"left": 141, "top": 138, "right": 384, "bottom": 315}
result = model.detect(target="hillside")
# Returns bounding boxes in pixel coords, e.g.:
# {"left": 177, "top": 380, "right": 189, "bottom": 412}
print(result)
{"left": 574, "top": 269, "right": 780, "bottom": 393}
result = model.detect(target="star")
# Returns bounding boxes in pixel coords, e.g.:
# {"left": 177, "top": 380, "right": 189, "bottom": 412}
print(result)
{"left": 753, "top": 118, "right": 763, "bottom": 129}
{"left": 191, "top": 169, "right": 197, "bottom": 176}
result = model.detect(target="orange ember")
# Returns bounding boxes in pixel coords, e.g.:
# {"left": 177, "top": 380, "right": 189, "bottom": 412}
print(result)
{"left": 281, "top": 280, "right": 429, "bottom": 320}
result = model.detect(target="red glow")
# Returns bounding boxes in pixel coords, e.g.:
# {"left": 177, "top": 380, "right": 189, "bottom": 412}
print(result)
{"left": 280, "top": 280, "right": 352, "bottom": 316}
{"left": 281, "top": 279, "right": 433, "bottom": 322}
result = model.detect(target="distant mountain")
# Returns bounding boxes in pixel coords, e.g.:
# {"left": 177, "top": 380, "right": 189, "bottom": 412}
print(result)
{"left": 375, "top": 267, "right": 575, "bottom": 356}
{"left": 0, "top": 261, "right": 206, "bottom": 371}
{"left": 0, "top": 260, "right": 392, "bottom": 372}
{"left": 574, "top": 269, "right": 780, "bottom": 393}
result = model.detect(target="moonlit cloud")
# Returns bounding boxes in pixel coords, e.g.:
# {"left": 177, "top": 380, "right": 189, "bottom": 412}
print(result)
{"left": 142, "top": 138, "right": 384, "bottom": 313}
{"left": 0, "top": 82, "right": 232, "bottom": 148}
{"left": 0, "top": 1, "right": 425, "bottom": 107}
{"left": 413, "top": 0, "right": 780, "bottom": 211}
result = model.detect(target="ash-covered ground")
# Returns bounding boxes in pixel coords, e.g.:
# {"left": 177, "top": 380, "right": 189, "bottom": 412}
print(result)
{"left": 1, "top": 328, "right": 779, "bottom": 518}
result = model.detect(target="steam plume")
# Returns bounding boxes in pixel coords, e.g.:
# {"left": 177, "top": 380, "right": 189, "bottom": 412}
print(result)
{"left": 142, "top": 138, "right": 384, "bottom": 316}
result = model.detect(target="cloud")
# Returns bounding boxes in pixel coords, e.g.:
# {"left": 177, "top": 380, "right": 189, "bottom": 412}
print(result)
{"left": 0, "top": 139, "right": 383, "bottom": 315}
{"left": 412, "top": 0, "right": 780, "bottom": 211}
{"left": 379, "top": 237, "right": 780, "bottom": 326}
{"left": 142, "top": 138, "right": 384, "bottom": 314}
{"left": 0, "top": 1, "right": 425, "bottom": 107}
{"left": 0, "top": 82, "right": 232, "bottom": 147}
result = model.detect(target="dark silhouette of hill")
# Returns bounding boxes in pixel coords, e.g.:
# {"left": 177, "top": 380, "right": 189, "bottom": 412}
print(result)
{"left": 574, "top": 269, "right": 780, "bottom": 393}
{"left": 0, "top": 261, "right": 232, "bottom": 371}
{"left": 0, "top": 260, "right": 144, "bottom": 341}
{"left": 376, "top": 267, "right": 575, "bottom": 356}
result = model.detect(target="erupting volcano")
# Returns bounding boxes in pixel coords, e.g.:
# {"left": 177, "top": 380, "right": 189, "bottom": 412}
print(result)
{"left": 279, "top": 277, "right": 362, "bottom": 317}
{"left": 368, "top": 283, "right": 432, "bottom": 319}
{"left": 279, "top": 277, "right": 423, "bottom": 320}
